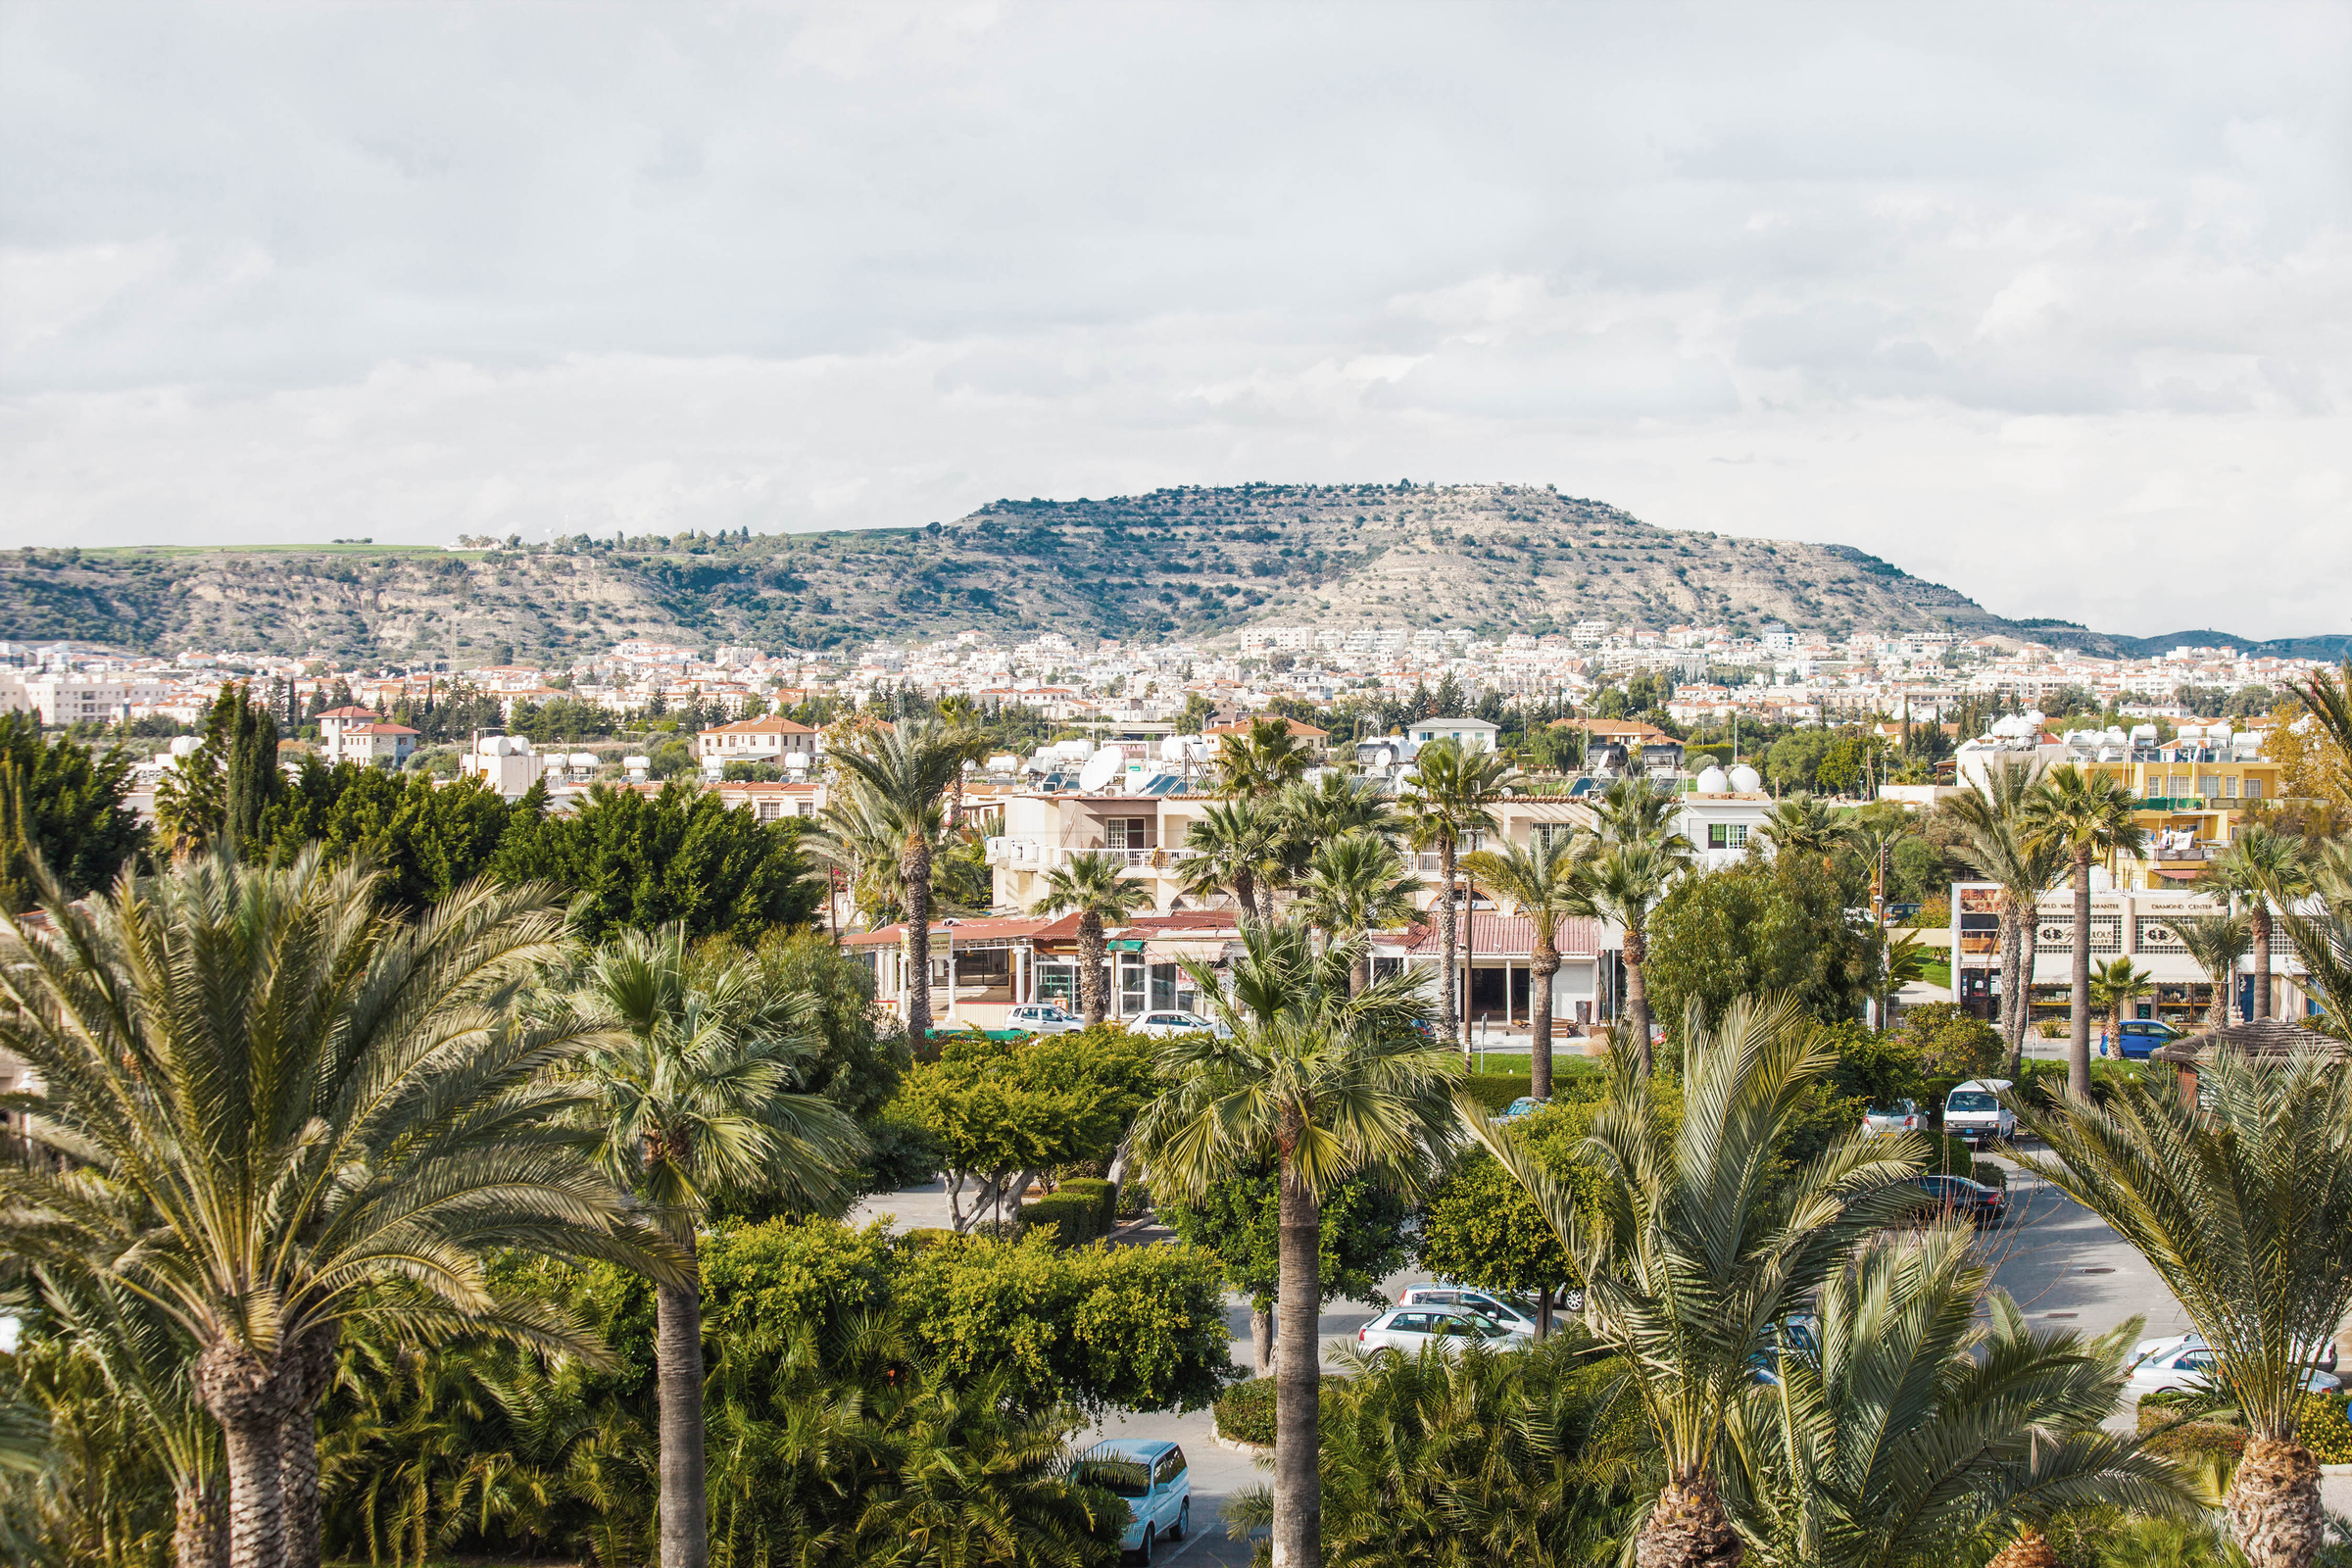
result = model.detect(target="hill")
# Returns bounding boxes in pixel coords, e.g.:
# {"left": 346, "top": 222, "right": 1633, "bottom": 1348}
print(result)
{"left": 2, "top": 484, "right": 2335, "bottom": 662}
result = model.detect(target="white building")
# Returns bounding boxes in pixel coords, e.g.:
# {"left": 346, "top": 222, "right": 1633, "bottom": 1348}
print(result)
{"left": 697, "top": 711, "right": 821, "bottom": 772}
{"left": 1405, "top": 716, "right": 1500, "bottom": 755}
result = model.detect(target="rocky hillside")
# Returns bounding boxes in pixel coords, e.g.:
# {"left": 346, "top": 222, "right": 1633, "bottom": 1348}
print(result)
{"left": 0, "top": 484, "right": 2300, "bottom": 662}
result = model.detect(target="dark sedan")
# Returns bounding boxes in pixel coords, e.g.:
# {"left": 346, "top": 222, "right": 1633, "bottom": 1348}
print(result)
{"left": 1912, "top": 1173, "right": 2009, "bottom": 1225}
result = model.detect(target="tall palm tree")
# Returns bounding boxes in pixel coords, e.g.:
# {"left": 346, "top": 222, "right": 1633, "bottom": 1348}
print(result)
{"left": 825, "top": 717, "right": 971, "bottom": 1040}
{"left": 2086, "top": 956, "right": 2153, "bottom": 1048}
{"left": 0, "top": 851, "right": 666, "bottom": 1568}
{"left": 1465, "top": 992, "right": 1923, "bottom": 1568}
{"left": 1214, "top": 716, "right": 1317, "bottom": 799}
{"left": 1938, "top": 761, "right": 2063, "bottom": 1074}
{"left": 1460, "top": 833, "right": 1592, "bottom": 1100}
{"left": 2275, "top": 841, "right": 2352, "bottom": 1041}
{"left": 1029, "top": 851, "right": 1155, "bottom": 1026}
{"left": 2021, "top": 764, "right": 2147, "bottom": 1099}
{"left": 1723, "top": 1225, "right": 2191, "bottom": 1568}
{"left": 1752, "top": 795, "right": 1851, "bottom": 866}
{"left": 1592, "top": 774, "right": 1692, "bottom": 850}
{"left": 570, "top": 926, "right": 864, "bottom": 1568}
{"left": 1578, "top": 837, "right": 1685, "bottom": 1077}
{"left": 1273, "top": 771, "right": 1401, "bottom": 889}
{"left": 2208, "top": 823, "right": 2315, "bottom": 1022}
{"left": 1180, "top": 799, "right": 1282, "bottom": 922}
{"left": 1399, "top": 739, "right": 1520, "bottom": 1055}
{"left": 2174, "top": 910, "right": 2252, "bottom": 1034}
{"left": 1297, "top": 830, "right": 1422, "bottom": 994}
{"left": 2013, "top": 1048, "right": 2352, "bottom": 1568}
{"left": 1134, "top": 920, "right": 1458, "bottom": 1568}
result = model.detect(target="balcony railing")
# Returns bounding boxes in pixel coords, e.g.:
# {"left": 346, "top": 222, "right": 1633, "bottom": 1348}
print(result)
{"left": 984, "top": 839, "right": 1197, "bottom": 872}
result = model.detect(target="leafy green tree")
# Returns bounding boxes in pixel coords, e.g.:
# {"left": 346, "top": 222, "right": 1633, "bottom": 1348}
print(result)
{"left": 1134, "top": 920, "right": 1457, "bottom": 1568}
{"left": 260, "top": 762, "right": 514, "bottom": 909}
{"left": 2087, "top": 956, "right": 2153, "bottom": 1044}
{"left": 2014, "top": 1048, "right": 2352, "bottom": 1568}
{"left": 0, "top": 851, "right": 665, "bottom": 1568}
{"left": 1461, "top": 834, "right": 1590, "bottom": 1100}
{"left": 0, "top": 713, "right": 145, "bottom": 913}
{"left": 153, "top": 683, "right": 281, "bottom": 855}
{"left": 568, "top": 926, "right": 864, "bottom": 1568}
{"left": 1752, "top": 795, "right": 1852, "bottom": 865}
{"left": 494, "top": 780, "right": 818, "bottom": 943}
{"left": 1468, "top": 993, "right": 1923, "bottom": 1568}
{"left": 1644, "top": 857, "right": 1873, "bottom": 1038}
{"left": 1723, "top": 1226, "right": 2190, "bottom": 1567}
{"left": 2022, "top": 764, "right": 2149, "bottom": 1098}
{"left": 896, "top": 1028, "right": 1157, "bottom": 1231}
{"left": 1029, "top": 851, "right": 1155, "bottom": 1027}
{"left": 1161, "top": 1168, "right": 1411, "bottom": 1375}
{"left": 1214, "top": 715, "right": 1315, "bottom": 798}
{"left": 1399, "top": 738, "right": 1519, "bottom": 1052}
{"left": 1763, "top": 730, "right": 1835, "bottom": 795}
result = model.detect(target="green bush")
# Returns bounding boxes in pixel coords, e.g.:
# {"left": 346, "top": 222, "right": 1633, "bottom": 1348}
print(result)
{"left": 903, "top": 1227, "right": 960, "bottom": 1250}
{"left": 1019, "top": 1190, "right": 1102, "bottom": 1247}
{"left": 1214, "top": 1377, "right": 1276, "bottom": 1446}
{"left": 1970, "top": 1160, "right": 2007, "bottom": 1191}
{"left": 1460, "top": 1075, "right": 1535, "bottom": 1116}
{"left": 2299, "top": 1391, "right": 2352, "bottom": 1463}
{"left": 1060, "top": 1177, "right": 1117, "bottom": 1234}
{"left": 2135, "top": 1396, "right": 2246, "bottom": 1464}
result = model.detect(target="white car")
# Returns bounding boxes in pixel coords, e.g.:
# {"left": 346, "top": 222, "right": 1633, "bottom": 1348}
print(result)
{"left": 2132, "top": 1331, "right": 2338, "bottom": 1379}
{"left": 1356, "top": 1306, "right": 1530, "bottom": 1356}
{"left": 1005, "top": 1003, "right": 1088, "bottom": 1036}
{"left": 1126, "top": 1010, "right": 1233, "bottom": 1040}
{"left": 2124, "top": 1344, "right": 2338, "bottom": 1400}
{"left": 1397, "top": 1284, "right": 1567, "bottom": 1333}
{"left": 1942, "top": 1079, "right": 2016, "bottom": 1147}
{"left": 1860, "top": 1099, "right": 1925, "bottom": 1137}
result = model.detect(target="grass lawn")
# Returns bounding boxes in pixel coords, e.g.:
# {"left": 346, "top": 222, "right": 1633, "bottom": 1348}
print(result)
{"left": 1920, "top": 958, "right": 1952, "bottom": 991}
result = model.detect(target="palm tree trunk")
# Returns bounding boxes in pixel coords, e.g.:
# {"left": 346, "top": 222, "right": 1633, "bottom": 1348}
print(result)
{"left": 2224, "top": 1435, "right": 2323, "bottom": 1568}
{"left": 1272, "top": 1164, "right": 1321, "bottom": 1568}
{"left": 195, "top": 1343, "right": 293, "bottom": 1568}
{"left": 2000, "top": 905, "right": 2028, "bottom": 1077}
{"left": 1235, "top": 867, "right": 1257, "bottom": 927}
{"left": 1530, "top": 940, "right": 1558, "bottom": 1101}
{"left": 2069, "top": 855, "right": 2093, "bottom": 1101}
{"left": 174, "top": 1479, "right": 229, "bottom": 1568}
{"left": 1079, "top": 915, "right": 1107, "bottom": 1027}
{"left": 2251, "top": 905, "right": 2272, "bottom": 1020}
{"left": 1348, "top": 952, "right": 1368, "bottom": 997}
{"left": 1624, "top": 922, "right": 1654, "bottom": 1077}
{"left": 2210, "top": 962, "right": 2230, "bottom": 1034}
{"left": 1251, "top": 1303, "right": 1274, "bottom": 1378}
{"left": 903, "top": 843, "right": 934, "bottom": 1042}
{"left": 278, "top": 1327, "right": 335, "bottom": 1568}
{"left": 1437, "top": 838, "right": 1459, "bottom": 1047}
{"left": 656, "top": 1238, "right": 709, "bottom": 1568}
{"left": 1636, "top": 1471, "right": 1743, "bottom": 1568}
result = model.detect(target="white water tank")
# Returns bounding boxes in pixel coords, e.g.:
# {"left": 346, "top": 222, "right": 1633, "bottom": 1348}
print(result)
{"left": 1694, "top": 764, "right": 1730, "bottom": 794}
{"left": 1729, "top": 763, "right": 1762, "bottom": 792}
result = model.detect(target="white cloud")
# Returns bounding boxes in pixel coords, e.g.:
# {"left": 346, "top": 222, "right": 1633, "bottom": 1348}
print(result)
{"left": 0, "top": 0, "right": 2347, "bottom": 637}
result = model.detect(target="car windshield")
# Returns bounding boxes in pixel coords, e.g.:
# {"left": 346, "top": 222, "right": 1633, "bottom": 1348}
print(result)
{"left": 1075, "top": 1459, "right": 1151, "bottom": 1498}
{"left": 1867, "top": 1103, "right": 1912, "bottom": 1116}
{"left": 1947, "top": 1092, "right": 1998, "bottom": 1113}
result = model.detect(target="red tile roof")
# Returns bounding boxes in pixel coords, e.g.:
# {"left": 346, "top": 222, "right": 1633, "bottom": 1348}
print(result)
{"left": 1401, "top": 914, "right": 1604, "bottom": 957}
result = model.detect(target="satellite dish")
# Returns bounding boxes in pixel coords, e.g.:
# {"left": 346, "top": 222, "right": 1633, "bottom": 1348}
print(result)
{"left": 1373, "top": 746, "right": 1396, "bottom": 769}
{"left": 1077, "top": 751, "right": 1121, "bottom": 793}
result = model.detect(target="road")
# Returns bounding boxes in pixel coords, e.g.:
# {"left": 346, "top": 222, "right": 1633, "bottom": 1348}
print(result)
{"left": 852, "top": 1163, "right": 2347, "bottom": 1553}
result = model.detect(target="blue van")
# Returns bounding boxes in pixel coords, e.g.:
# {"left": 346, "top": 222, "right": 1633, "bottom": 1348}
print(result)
{"left": 1075, "top": 1440, "right": 1191, "bottom": 1561}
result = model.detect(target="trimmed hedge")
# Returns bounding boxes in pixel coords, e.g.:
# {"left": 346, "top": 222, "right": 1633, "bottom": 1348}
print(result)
{"left": 1018, "top": 1190, "right": 1104, "bottom": 1248}
{"left": 1461, "top": 1075, "right": 1535, "bottom": 1116}
{"left": 1213, "top": 1377, "right": 1276, "bottom": 1446}
{"left": 2300, "top": 1391, "right": 2352, "bottom": 1463}
{"left": 1060, "top": 1177, "right": 1117, "bottom": 1235}
{"left": 2136, "top": 1396, "right": 2246, "bottom": 1464}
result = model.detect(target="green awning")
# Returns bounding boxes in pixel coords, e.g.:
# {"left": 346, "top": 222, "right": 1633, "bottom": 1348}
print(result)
{"left": 1105, "top": 939, "right": 1146, "bottom": 953}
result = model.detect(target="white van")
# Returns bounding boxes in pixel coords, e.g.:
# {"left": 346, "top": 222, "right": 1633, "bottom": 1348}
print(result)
{"left": 1942, "top": 1079, "right": 2016, "bottom": 1147}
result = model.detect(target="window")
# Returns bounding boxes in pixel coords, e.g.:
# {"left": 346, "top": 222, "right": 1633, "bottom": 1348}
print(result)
{"left": 1150, "top": 962, "right": 1179, "bottom": 1011}
{"left": 1105, "top": 816, "right": 1149, "bottom": 850}
{"left": 2245, "top": 779, "right": 2264, "bottom": 800}
{"left": 1118, "top": 955, "right": 1147, "bottom": 1015}
{"left": 2196, "top": 774, "right": 2219, "bottom": 798}
{"left": 1706, "top": 823, "right": 1748, "bottom": 849}
{"left": 2224, "top": 775, "right": 2239, "bottom": 799}
{"left": 1156, "top": 1448, "right": 1186, "bottom": 1485}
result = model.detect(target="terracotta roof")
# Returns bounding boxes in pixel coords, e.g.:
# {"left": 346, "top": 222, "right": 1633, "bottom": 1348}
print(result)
{"left": 342, "top": 722, "right": 418, "bottom": 736}
{"left": 1401, "top": 913, "right": 1605, "bottom": 957}
{"left": 318, "top": 705, "right": 378, "bottom": 718}
{"left": 701, "top": 712, "right": 817, "bottom": 736}
{"left": 2151, "top": 1018, "right": 2346, "bottom": 1065}
{"left": 1208, "top": 717, "right": 1330, "bottom": 740}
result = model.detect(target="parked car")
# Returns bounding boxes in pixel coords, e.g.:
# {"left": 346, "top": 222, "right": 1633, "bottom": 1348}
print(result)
{"left": 2124, "top": 1345, "right": 2339, "bottom": 1401}
{"left": 1126, "top": 1010, "right": 1233, "bottom": 1040}
{"left": 1861, "top": 1099, "right": 1925, "bottom": 1137}
{"left": 2132, "top": 1330, "right": 2338, "bottom": 1379}
{"left": 1074, "top": 1440, "right": 1191, "bottom": 1563}
{"left": 1005, "top": 1003, "right": 1088, "bottom": 1036}
{"left": 1397, "top": 1284, "right": 1549, "bottom": 1334}
{"left": 1911, "top": 1172, "right": 2009, "bottom": 1225}
{"left": 1941, "top": 1079, "right": 2016, "bottom": 1147}
{"left": 1356, "top": 1306, "right": 1530, "bottom": 1356}
{"left": 2115, "top": 1019, "right": 2181, "bottom": 1060}
{"left": 1495, "top": 1096, "right": 1549, "bottom": 1121}
{"left": 1749, "top": 1316, "right": 1820, "bottom": 1385}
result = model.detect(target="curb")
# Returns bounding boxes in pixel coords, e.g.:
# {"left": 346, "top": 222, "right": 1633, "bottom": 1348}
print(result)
{"left": 1211, "top": 1434, "right": 1272, "bottom": 1458}
{"left": 2325, "top": 1464, "right": 2351, "bottom": 1476}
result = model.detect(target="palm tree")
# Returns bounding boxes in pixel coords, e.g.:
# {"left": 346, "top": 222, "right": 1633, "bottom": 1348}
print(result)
{"left": 1752, "top": 795, "right": 1851, "bottom": 865}
{"left": 570, "top": 926, "right": 864, "bottom": 1568}
{"left": 1578, "top": 837, "right": 1685, "bottom": 1077}
{"left": 2013, "top": 1048, "right": 2352, "bottom": 1568}
{"left": 2276, "top": 841, "right": 2352, "bottom": 1041}
{"left": 2174, "top": 910, "right": 2252, "bottom": 1034}
{"left": 1399, "top": 739, "right": 1520, "bottom": 1055}
{"left": 2086, "top": 956, "right": 2154, "bottom": 1049}
{"left": 1297, "top": 830, "right": 1422, "bottom": 994}
{"left": 2208, "top": 823, "right": 2315, "bottom": 1022}
{"left": 825, "top": 717, "right": 971, "bottom": 1041}
{"left": 1179, "top": 799, "right": 1281, "bottom": 922}
{"left": 1029, "top": 851, "right": 1155, "bottom": 1026}
{"left": 1273, "top": 771, "right": 1401, "bottom": 895}
{"left": 1214, "top": 715, "right": 1316, "bottom": 799}
{"left": 1133, "top": 920, "right": 1458, "bottom": 1568}
{"left": 1460, "top": 833, "right": 1592, "bottom": 1100}
{"left": 2287, "top": 658, "right": 2352, "bottom": 802}
{"left": 2021, "top": 764, "right": 2147, "bottom": 1099}
{"left": 1723, "top": 1225, "right": 2191, "bottom": 1568}
{"left": 1938, "top": 761, "right": 2063, "bottom": 1074}
{"left": 0, "top": 851, "right": 666, "bottom": 1568}
{"left": 1465, "top": 992, "right": 1923, "bottom": 1568}
{"left": 1592, "top": 774, "right": 1691, "bottom": 850}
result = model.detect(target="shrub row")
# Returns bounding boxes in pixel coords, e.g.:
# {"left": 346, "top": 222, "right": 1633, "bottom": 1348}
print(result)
{"left": 1060, "top": 1177, "right": 1118, "bottom": 1234}
{"left": 2135, "top": 1396, "right": 2247, "bottom": 1464}
{"left": 1460, "top": 1075, "right": 1534, "bottom": 1116}
{"left": 1213, "top": 1377, "right": 1276, "bottom": 1446}
{"left": 1019, "top": 1188, "right": 1107, "bottom": 1248}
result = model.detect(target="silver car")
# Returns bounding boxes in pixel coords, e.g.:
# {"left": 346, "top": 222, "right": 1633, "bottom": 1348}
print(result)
{"left": 1005, "top": 1003, "right": 1087, "bottom": 1036}
{"left": 1356, "top": 1306, "right": 1530, "bottom": 1356}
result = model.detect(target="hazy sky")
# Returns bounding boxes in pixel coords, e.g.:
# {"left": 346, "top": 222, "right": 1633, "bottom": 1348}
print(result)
{"left": 3, "top": 2, "right": 2347, "bottom": 638}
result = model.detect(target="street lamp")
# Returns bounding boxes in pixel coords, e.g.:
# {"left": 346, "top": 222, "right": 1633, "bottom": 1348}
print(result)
{"left": 942, "top": 918, "right": 960, "bottom": 1022}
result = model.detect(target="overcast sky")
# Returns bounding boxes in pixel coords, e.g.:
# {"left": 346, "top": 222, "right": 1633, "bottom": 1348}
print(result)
{"left": 3, "top": 2, "right": 2347, "bottom": 638}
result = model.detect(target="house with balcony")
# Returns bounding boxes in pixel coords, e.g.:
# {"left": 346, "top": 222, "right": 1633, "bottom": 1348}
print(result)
{"left": 697, "top": 711, "right": 821, "bottom": 774}
{"left": 840, "top": 909, "right": 1246, "bottom": 1029}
